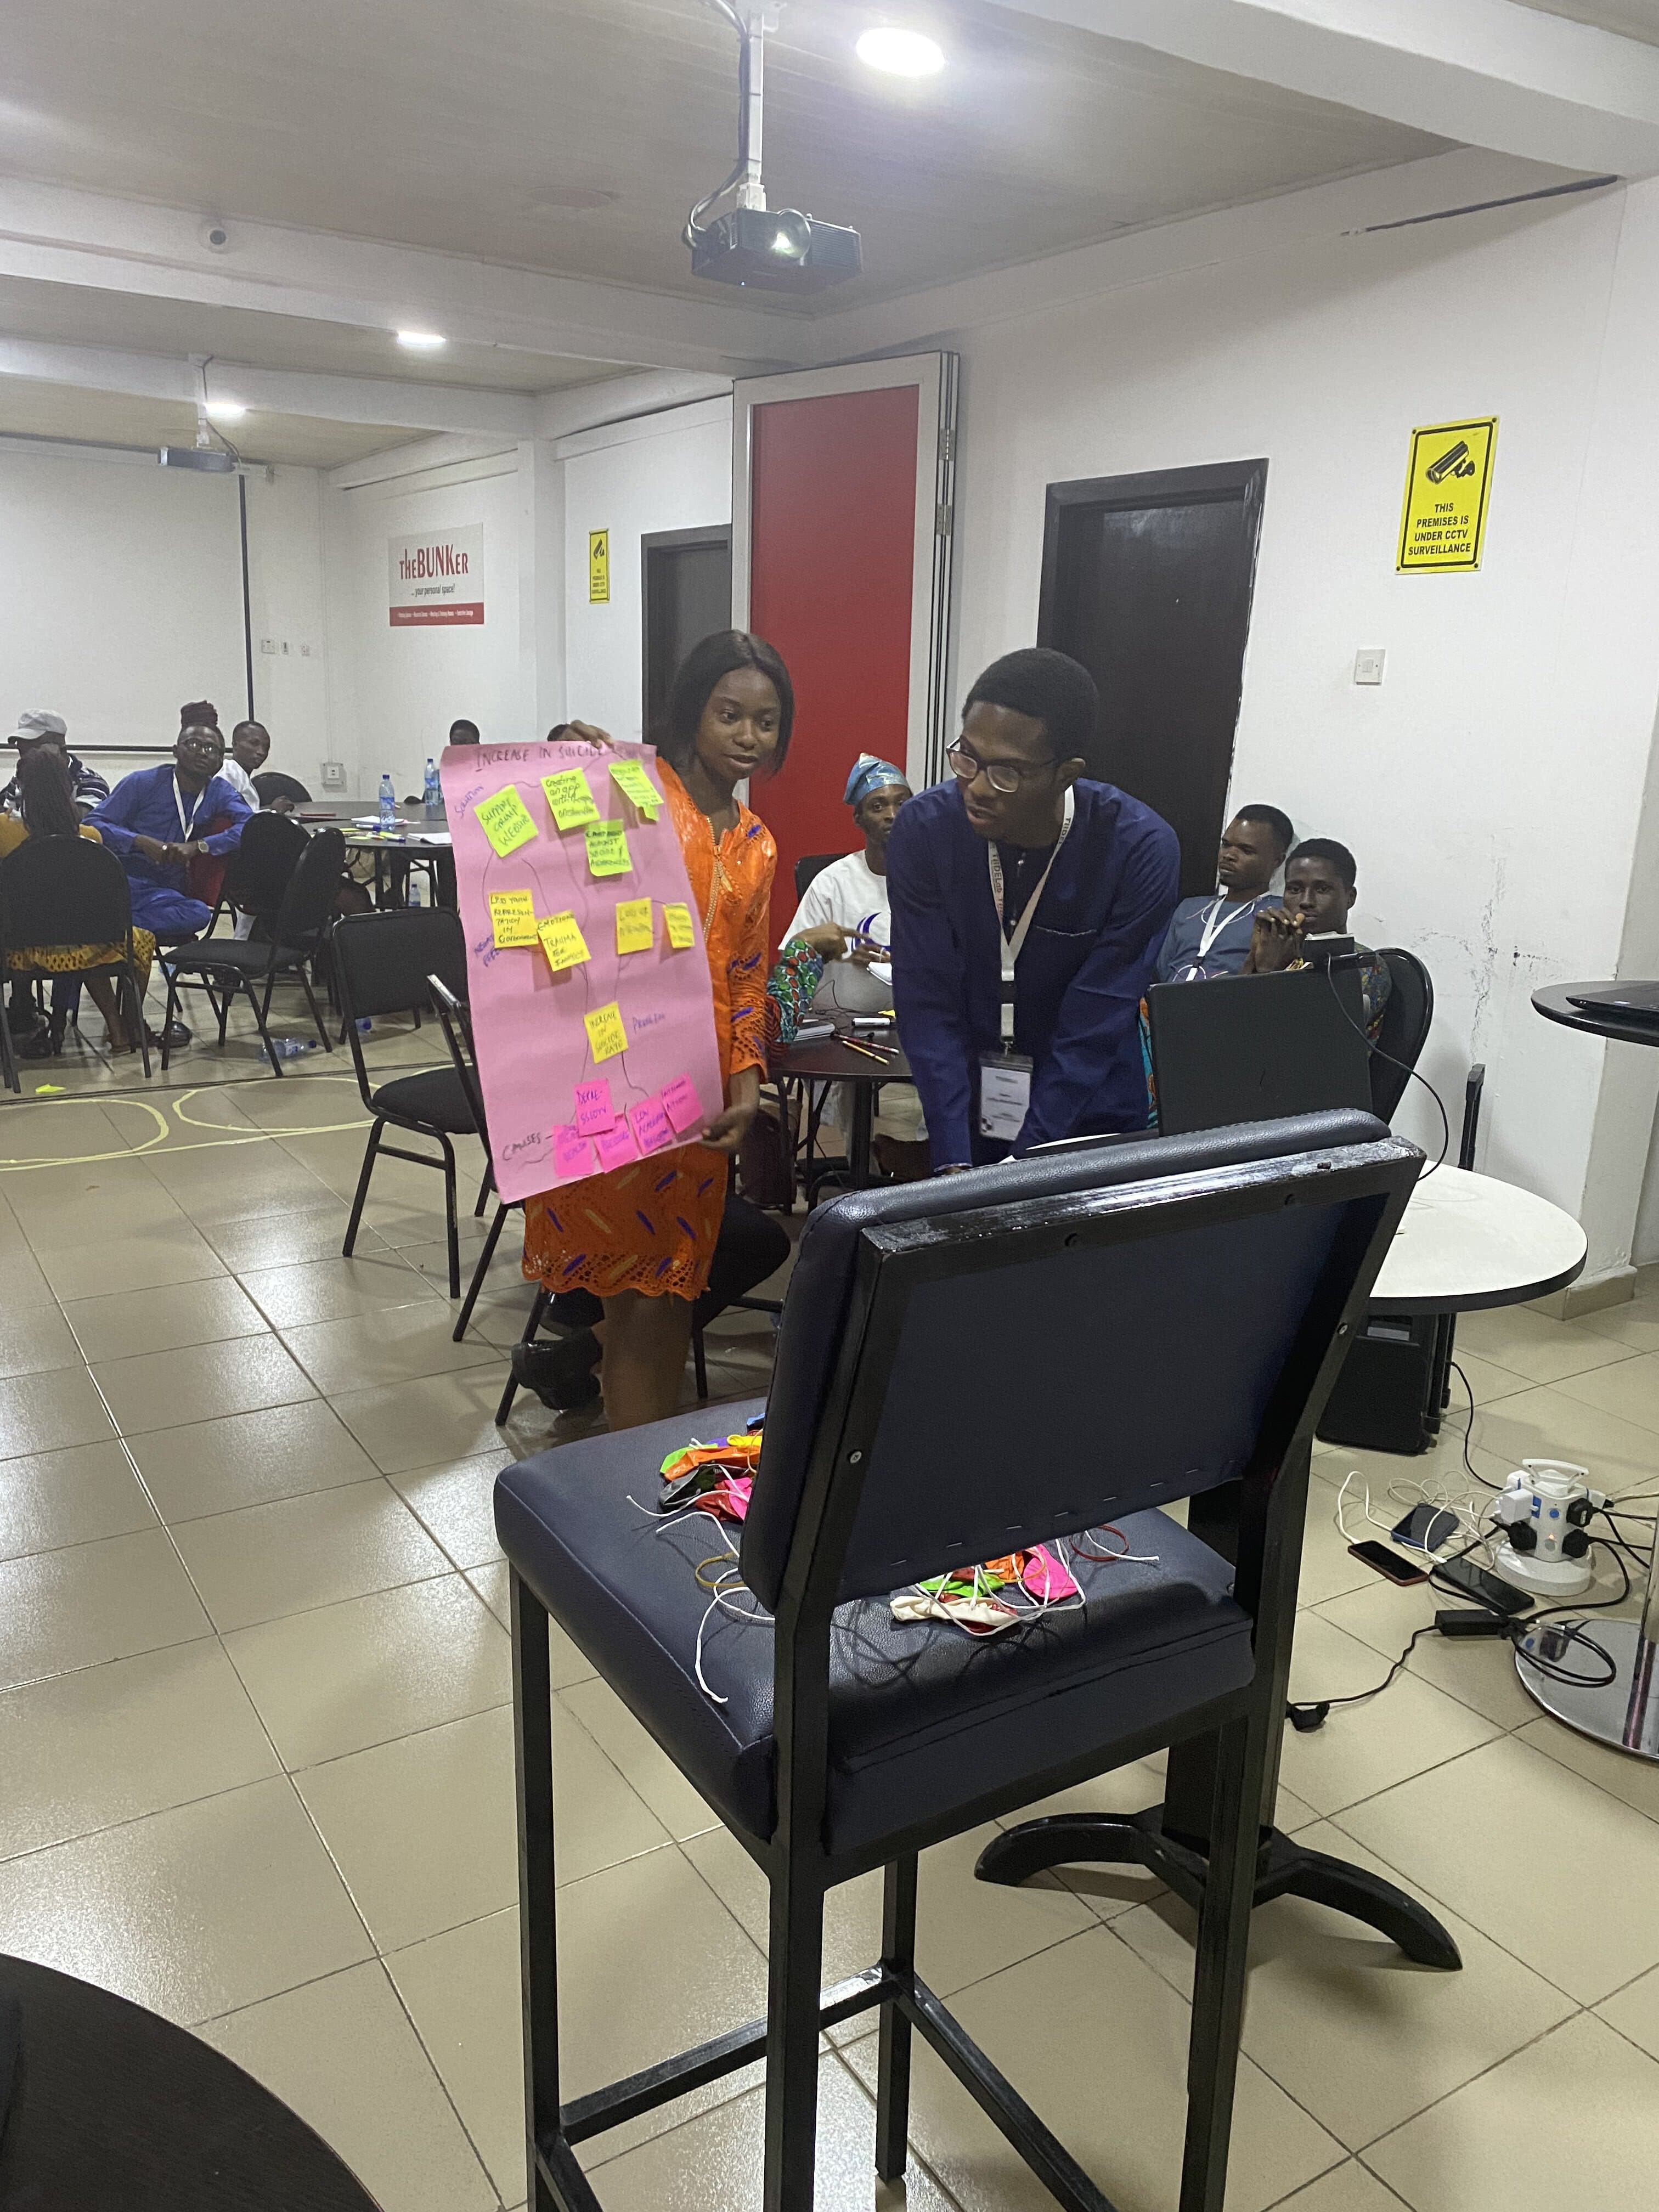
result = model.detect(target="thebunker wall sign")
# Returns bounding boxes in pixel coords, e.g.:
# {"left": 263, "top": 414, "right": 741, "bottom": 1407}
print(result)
{"left": 1397, "top": 418, "right": 1497, "bottom": 573}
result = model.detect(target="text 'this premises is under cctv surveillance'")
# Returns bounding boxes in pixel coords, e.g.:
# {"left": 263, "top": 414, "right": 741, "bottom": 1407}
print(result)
{"left": 683, "top": 1, "right": 861, "bottom": 294}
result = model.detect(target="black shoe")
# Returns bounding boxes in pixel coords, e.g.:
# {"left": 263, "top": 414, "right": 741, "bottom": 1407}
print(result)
{"left": 511, "top": 1329, "right": 602, "bottom": 1410}
{"left": 19, "top": 1015, "right": 66, "bottom": 1060}
{"left": 145, "top": 1021, "right": 192, "bottom": 1051}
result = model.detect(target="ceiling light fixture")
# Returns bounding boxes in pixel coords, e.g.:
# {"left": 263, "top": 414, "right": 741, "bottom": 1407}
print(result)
{"left": 396, "top": 330, "right": 447, "bottom": 351}
{"left": 856, "top": 26, "right": 945, "bottom": 77}
{"left": 204, "top": 399, "right": 246, "bottom": 421}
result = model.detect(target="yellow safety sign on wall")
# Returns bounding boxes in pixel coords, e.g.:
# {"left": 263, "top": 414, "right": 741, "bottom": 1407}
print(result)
{"left": 1397, "top": 417, "right": 1497, "bottom": 573}
{"left": 588, "top": 529, "right": 610, "bottom": 603}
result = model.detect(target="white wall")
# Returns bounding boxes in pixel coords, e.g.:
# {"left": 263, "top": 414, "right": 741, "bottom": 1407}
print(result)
{"left": 944, "top": 178, "right": 1659, "bottom": 1284}
{"left": 0, "top": 441, "right": 326, "bottom": 788}
{"left": 323, "top": 442, "right": 550, "bottom": 799}
{"left": 559, "top": 398, "right": 733, "bottom": 741}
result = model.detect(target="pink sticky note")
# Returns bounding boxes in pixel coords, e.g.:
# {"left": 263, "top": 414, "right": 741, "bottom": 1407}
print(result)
{"left": 552, "top": 1125, "right": 596, "bottom": 1182}
{"left": 630, "top": 1097, "right": 675, "bottom": 1155}
{"left": 659, "top": 1071, "right": 705, "bottom": 1136}
{"left": 573, "top": 1077, "right": 614, "bottom": 1136}
{"left": 594, "top": 1120, "right": 640, "bottom": 1171}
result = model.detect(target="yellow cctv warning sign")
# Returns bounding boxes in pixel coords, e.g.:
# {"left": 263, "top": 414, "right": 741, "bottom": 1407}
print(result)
{"left": 1397, "top": 417, "right": 1497, "bottom": 573}
{"left": 588, "top": 529, "right": 610, "bottom": 603}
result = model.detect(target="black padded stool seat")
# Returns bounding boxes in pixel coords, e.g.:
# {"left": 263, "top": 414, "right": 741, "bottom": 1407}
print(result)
{"left": 498, "top": 1414, "right": 1252, "bottom": 1855}
{"left": 370, "top": 1066, "right": 476, "bottom": 1135}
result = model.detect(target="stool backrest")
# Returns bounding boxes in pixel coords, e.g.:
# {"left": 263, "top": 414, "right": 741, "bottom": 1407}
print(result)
{"left": 332, "top": 905, "right": 465, "bottom": 1021}
{"left": 741, "top": 1111, "right": 1418, "bottom": 1615}
{"left": 271, "top": 827, "right": 346, "bottom": 950}
{"left": 224, "top": 811, "right": 309, "bottom": 924}
{"left": 0, "top": 833, "right": 135, "bottom": 955}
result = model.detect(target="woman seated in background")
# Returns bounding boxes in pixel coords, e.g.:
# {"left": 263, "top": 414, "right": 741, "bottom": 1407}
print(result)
{"left": 0, "top": 746, "right": 155, "bottom": 1057}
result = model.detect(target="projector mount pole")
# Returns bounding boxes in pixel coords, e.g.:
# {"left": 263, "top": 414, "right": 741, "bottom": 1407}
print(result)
{"left": 686, "top": 1, "right": 776, "bottom": 240}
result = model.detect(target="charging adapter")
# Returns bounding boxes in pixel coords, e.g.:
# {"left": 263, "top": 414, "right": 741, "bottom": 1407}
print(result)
{"left": 1435, "top": 1609, "right": 1510, "bottom": 1639}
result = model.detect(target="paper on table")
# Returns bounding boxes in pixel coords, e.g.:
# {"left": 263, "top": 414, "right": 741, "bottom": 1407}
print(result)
{"left": 538, "top": 912, "right": 590, "bottom": 973}
{"left": 663, "top": 902, "right": 696, "bottom": 949}
{"left": 489, "top": 889, "right": 539, "bottom": 948}
{"left": 584, "top": 820, "right": 633, "bottom": 878}
{"left": 442, "top": 736, "right": 721, "bottom": 1205}
{"left": 543, "top": 768, "right": 600, "bottom": 831}
{"left": 615, "top": 898, "right": 653, "bottom": 954}
{"left": 476, "top": 786, "right": 539, "bottom": 857}
{"left": 573, "top": 1077, "right": 614, "bottom": 1136}
{"left": 584, "top": 1001, "right": 628, "bottom": 1061}
{"left": 610, "top": 759, "right": 661, "bottom": 817}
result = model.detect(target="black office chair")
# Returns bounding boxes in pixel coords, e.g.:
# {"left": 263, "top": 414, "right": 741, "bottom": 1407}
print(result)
{"left": 157, "top": 828, "right": 343, "bottom": 1076}
{"left": 211, "top": 810, "right": 309, "bottom": 936}
{"left": 334, "top": 909, "right": 475, "bottom": 1296}
{"left": 1369, "top": 947, "right": 1433, "bottom": 1120}
{"left": 426, "top": 974, "right": 521, "bottom": 1343}
{"left": 496, "top": 1111, "right": 1418, "bottom": 2212}
{"left": 0, "top": 837, "right": 152, "bottom": 1084}
{"left": 792, "top": 850, "right": 842, "bottom": 900}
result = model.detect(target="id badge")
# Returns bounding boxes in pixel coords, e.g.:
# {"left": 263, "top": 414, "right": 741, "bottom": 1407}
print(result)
{"left": 978, "top": 1053, "right": 1032, "bottom": 1142}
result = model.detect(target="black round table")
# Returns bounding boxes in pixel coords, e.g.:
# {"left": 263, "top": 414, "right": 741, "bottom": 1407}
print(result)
{"left": 1527, "top": 980, "right": 1659, "bottom": 1764}
{"left": 770, "top": 1027, "right": 912, "bottom": 1188}
{"left": 0, "top": 1954, "right": 380, "bottom": 2210}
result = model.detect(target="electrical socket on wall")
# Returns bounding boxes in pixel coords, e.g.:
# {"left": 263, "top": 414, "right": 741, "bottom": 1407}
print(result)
{"left": 319, "top": 760, "right": 347, "bottom": 790}
{"left": 1353, "top": 648, "right": 1386, "bottom": 686}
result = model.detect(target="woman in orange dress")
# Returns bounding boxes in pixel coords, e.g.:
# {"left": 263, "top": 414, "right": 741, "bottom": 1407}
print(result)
{"left": 521, "top": 630, "right": 789, "bottom": 1430}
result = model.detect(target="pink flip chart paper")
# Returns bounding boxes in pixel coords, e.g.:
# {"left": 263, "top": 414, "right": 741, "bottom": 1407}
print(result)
{"left": 573, "top": 1077, "right": 615, "bottom": 1136}
{"left": 629, "top": 1096, "right": 675, "bottom": 1156}
{"left": 660, "top": 1073, "right": 705, "bottom": 1136}
{"left": 441, "top": 738, "right": 722, "bottom": 1203}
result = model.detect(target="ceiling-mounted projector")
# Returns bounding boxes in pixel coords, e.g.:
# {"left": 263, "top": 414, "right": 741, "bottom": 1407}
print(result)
{"left": 685, "top": 2, "right": 861, "bottom": 294}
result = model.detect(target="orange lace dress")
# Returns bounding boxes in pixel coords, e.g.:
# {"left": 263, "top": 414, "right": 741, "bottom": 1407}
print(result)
{"left": 521, "top": 761, "right": 775, "bottom": 1304}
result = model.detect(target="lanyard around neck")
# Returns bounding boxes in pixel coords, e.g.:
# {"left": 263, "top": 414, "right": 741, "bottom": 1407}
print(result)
{"left": 172, "top": 772, "right": 206, "bottom": 842}
{"left": 986, "top": 784, "right": 1075, "bottom": 1039}
{"left": 1196, "top": 893, "right": 1248, "bottom": 961}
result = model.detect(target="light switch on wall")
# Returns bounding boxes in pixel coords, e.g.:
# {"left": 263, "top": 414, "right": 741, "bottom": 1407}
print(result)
{"left": 1353, "top": 649, "right": 1386, "bottom": 686}
{"left": 319, "top": 760, "right": 347, "bottom": 791}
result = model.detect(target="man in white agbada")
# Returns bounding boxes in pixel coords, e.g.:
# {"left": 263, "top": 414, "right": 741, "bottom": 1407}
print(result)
{"left": 782, "top": 754, "right": 928, "bottom": 1175}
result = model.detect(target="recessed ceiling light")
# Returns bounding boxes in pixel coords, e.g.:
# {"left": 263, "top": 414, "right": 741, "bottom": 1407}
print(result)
{"left": 396, "top": 330, "right": 447, "bottom": 351}
{"left": 856, "top": 26, "right": 945, "bottom": 77}
{"left": 204, "top": 400, "right": 246, "bottom": 421}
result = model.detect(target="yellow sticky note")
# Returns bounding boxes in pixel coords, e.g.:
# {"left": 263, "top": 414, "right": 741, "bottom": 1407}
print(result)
{"left": 585, "top": 1001, "right": 628, "bottom": 1062}
{"left": 542, "top": 768, "right": 600, "bottom": 831}
{"left": 489, "top": 889, "right": 539, "bottom": 948}
{"left": 476, "top": 785, "right": 538, "bottom": 857}
{"left": 615, "top": 898, "right": 654, "bottom": 954}
{"left": 584, "top": 820, "right": 633, "bottom": 877}
{"left": 538, "top": 911, "right": 591, "bottom": 974}
{"left": 610, "top": 759, "right": 661, "bottom": 817}
{"left": 663, "top": 902, "right": 695, "bottom": 949}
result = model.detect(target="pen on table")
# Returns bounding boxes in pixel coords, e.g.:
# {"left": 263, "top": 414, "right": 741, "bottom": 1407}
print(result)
{"left": 841, "top": 1037, "right": 895, "bottom": 1063}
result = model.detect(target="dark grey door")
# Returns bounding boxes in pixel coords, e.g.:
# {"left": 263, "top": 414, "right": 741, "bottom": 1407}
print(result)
{"left": 1038, "top": 461, "right": 1267, "bottom": 898}
{"left": 642, "top": 527, "right": 733, "bottom": 736}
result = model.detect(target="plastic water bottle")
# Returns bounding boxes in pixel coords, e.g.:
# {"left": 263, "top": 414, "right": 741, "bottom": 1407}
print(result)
{"left": 272, "top": 1037, "right": 319, "bottom": 1062}
{"left": 379, "top": 772, "right": 396, "bottom": 831}
{"left": 423, "top": 757, "right": 442, "bottom": 816}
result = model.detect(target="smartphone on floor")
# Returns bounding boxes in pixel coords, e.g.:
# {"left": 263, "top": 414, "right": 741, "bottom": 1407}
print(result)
{"left": 1435, "top": 1553, "right": 1534, "bottom": 1616}
{"left": 1348, "top": 1539, "right": 1429, "bottom": 1587}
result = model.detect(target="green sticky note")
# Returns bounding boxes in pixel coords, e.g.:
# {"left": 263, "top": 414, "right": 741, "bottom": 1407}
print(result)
{"left": 476, "top": 785, "right": 538, "bottom": 857}
{"left": 584, "top": 820, "right": 633, "bottom": 877}
{"left": 543, "top": 768, "right": 600, "bottom": 831}
{"left": 610, "top": 759, "right": 661, "bottom": 817}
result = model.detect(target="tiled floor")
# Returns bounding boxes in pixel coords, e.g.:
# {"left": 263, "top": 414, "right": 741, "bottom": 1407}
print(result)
{"left": 5, "top": 990, "right": 1659, "bottom": 2210}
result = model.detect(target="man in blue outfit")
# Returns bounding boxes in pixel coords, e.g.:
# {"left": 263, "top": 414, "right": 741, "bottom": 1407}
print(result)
{"left": 889, "top": 648, "right": 1180, "bottom": 1169}
{"left": 90, "top": 720, "right": 251, "bottom": 937}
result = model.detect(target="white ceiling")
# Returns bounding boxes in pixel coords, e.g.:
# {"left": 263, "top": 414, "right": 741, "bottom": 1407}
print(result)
{"left": 0, "top": 279, "right": 607, "bottom": 396}
{"left": 0, "top": 0, "right": 1449, "bottom": 313}
{"left": 0, "top": 379, "right": 419, "bottom": 467}
{"left": 1516, "top": 2, "right": 1659, "bottom": 44}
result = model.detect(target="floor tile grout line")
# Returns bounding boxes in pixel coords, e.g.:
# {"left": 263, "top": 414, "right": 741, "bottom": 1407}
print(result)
{"left": 1352, "top": 2004, "right": 1594, "bottom": 2172}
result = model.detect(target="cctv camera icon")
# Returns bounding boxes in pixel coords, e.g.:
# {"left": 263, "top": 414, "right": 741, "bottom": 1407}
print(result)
{"left": 1425, "top": 441, "right": 1477, "bottom": 484}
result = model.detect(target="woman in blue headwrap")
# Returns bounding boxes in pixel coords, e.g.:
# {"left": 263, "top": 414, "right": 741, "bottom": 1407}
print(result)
{"left": 780, "top": 753, "right": 911, "bottom": 1012}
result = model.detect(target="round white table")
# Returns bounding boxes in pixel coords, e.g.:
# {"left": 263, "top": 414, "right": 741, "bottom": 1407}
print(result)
{"left": 1369, "top": 1164, "right": 1588, "bottom": 1316}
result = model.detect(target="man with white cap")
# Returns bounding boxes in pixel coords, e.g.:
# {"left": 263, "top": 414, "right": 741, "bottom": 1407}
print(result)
{"left": 0, "top": 712, "right": 109, "bottom": 817}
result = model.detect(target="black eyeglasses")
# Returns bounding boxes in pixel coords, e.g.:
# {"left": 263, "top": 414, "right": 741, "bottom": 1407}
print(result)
{"left": 946, "top": 739, "right": 1060, "bottom": 796}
